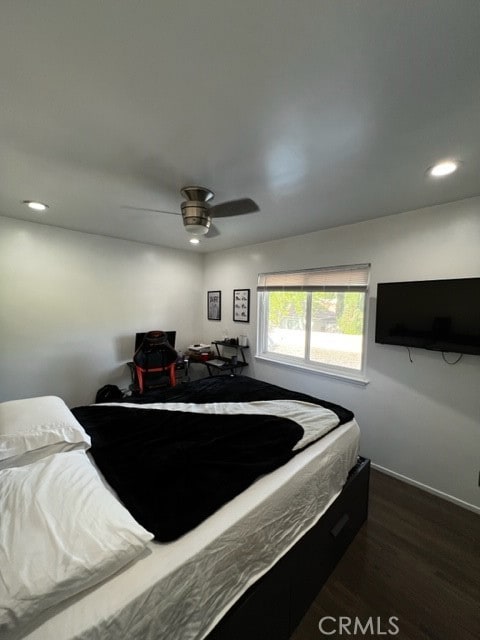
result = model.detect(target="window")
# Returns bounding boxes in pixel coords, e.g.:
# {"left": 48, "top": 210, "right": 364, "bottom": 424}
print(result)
{"left": 257, "top": 264, "right": 370, "bottom": 380}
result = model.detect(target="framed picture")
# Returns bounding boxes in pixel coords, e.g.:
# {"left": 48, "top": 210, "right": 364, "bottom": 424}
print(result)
{"left": 233, "top": 288, "right": 250, "bottom": 323}
{"left": 207, "top": 290, "right": 221, "bottom": 321}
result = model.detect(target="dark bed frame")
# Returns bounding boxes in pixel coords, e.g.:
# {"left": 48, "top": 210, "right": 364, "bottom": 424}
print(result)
{"left": 205, "top": 457, "right": 370, "bottom": 640}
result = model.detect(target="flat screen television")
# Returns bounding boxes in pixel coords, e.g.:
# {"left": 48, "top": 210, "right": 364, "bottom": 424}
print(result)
{"left": 375, "top": 278, "right": 480, "bottom": 355}
{"left": 134, "top": 331, "right": 176, "bottom": 352}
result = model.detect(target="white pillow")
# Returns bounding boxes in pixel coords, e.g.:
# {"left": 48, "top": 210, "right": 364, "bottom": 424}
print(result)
{"left": 0, "top": 450, "right": 154, "bottom": 637}
{"left": 0, "top": 396, "right": 90, "bottom": 468}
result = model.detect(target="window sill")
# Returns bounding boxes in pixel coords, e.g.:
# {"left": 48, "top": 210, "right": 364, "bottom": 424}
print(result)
{"left": 254, "top": 354, "right": 370, "bottom": 386}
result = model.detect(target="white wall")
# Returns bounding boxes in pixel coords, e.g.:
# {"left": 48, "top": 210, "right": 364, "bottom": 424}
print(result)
{"left": 202, "top": 197, "right": 480, "bottom": 511}
{"left": 0, "top": 216, "right": 204, "bottom": 406}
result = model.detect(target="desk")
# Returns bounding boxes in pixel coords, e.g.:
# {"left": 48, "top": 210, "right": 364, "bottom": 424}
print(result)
{"left": 204, "top": 341, "right": 249, "bottom": 376}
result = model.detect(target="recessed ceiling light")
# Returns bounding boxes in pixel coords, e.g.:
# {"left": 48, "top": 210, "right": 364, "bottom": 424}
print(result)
{"left": 23, "top": 200, "right": 49, "bottom": 211}
{"left": 429, "top": 161, "right": 459, "bottom": 177}
{"left": 189, "top": 237, "right": 200, "bottom": 245}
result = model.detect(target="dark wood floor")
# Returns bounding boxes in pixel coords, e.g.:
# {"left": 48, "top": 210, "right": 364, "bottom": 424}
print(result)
{"left": 291, "top": 468, "right": 480, "bottom": 640}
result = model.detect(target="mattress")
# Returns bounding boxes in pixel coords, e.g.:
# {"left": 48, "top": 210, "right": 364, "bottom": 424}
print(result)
{"left": 19, "top": 417, "right": 359, "bottom": 640}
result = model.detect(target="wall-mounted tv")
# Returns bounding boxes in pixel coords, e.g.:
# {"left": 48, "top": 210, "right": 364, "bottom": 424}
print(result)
{"left": 375, "top": 278, "right": 480, "bottom": 355}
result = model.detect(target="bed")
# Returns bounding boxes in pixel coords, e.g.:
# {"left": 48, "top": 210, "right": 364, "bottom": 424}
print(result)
{"left": 0, "top": 376, "right": 369, "bottom": 640}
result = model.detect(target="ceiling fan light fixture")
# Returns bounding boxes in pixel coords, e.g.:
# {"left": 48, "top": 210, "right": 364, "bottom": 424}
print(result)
{"left": 184, "top": 221, "right": 210, "bottom": 235}
{"left": 181, "top": 201, "right": 211, "bottom": 235}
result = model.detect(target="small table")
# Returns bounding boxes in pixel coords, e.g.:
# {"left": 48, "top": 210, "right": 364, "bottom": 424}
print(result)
{"left": 204, "top": 341, "right": 249, "bottom": 376}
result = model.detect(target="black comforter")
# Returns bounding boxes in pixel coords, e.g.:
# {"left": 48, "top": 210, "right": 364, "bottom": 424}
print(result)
{"left": 73, "top": 377, "right": 354, "bottom": 541}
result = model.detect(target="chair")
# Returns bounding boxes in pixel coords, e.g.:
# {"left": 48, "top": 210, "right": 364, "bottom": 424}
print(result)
{"left": 133, "top": 331, "right": 178, "bottom": 393}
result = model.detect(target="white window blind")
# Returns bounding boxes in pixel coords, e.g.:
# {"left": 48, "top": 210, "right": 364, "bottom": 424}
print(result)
{"left": 257, "top": 264, "right": 370, "bottom": 292}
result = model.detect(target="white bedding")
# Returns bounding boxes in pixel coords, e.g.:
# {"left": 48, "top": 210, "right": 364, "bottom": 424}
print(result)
{"left": 0, "top": 451, "right": 153, "bottom": 639}
{"left": 17, "top": 417, "right": 360, "bottom": 640}
{"left": 0, "top": 396, "right": 90, "bottom": 470}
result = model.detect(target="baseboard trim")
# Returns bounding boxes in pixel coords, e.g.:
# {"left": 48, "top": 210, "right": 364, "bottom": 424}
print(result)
{"left": 371, "top": 463, "right": 480, "bottom": 515}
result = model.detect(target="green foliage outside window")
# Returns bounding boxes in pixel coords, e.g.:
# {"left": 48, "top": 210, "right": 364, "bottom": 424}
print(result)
{"left": 268, "top": 291, "right": 363, "bottom": 334}
{"left": 337, "top": 292, "right": 364, "bottom": 335}
{"left": 268, "top": 292, "right": 306, "bottom": 327}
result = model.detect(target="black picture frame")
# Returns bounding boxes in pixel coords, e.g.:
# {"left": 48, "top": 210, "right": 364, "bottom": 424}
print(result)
{"left": 207, "top": 290, "right": 221, "bottom": 321}
{"left": 233, "top": 289, "right": 250, "bottom": 323}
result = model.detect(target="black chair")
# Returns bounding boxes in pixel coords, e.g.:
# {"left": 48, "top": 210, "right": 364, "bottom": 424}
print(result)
{"left": 133, "top": 331, "right": 178, "bottom": 393}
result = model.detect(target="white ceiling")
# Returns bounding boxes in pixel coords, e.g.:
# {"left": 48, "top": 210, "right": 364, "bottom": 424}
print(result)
{"left": 1, "top": 1, "right": 479, "bottom": 253}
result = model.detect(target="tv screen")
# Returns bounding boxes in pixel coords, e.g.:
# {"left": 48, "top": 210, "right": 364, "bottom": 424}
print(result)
{"left": 375, "top": 278, "right": 480, "bottom": 355}
{"left": 135, "top": 331, "right": 176, "bottom": 352}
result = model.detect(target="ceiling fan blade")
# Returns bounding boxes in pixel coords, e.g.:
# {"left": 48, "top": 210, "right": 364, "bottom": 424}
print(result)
{"left": 121, "top": 206, "right": 180, "bottom": 216}
{"left": 210, "top": 198, "right": 259, "bottom": 218}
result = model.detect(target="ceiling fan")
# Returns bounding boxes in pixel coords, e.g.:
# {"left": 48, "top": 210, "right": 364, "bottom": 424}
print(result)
{"left": 126, "top": 186, "right": 259, "bottom": 237}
